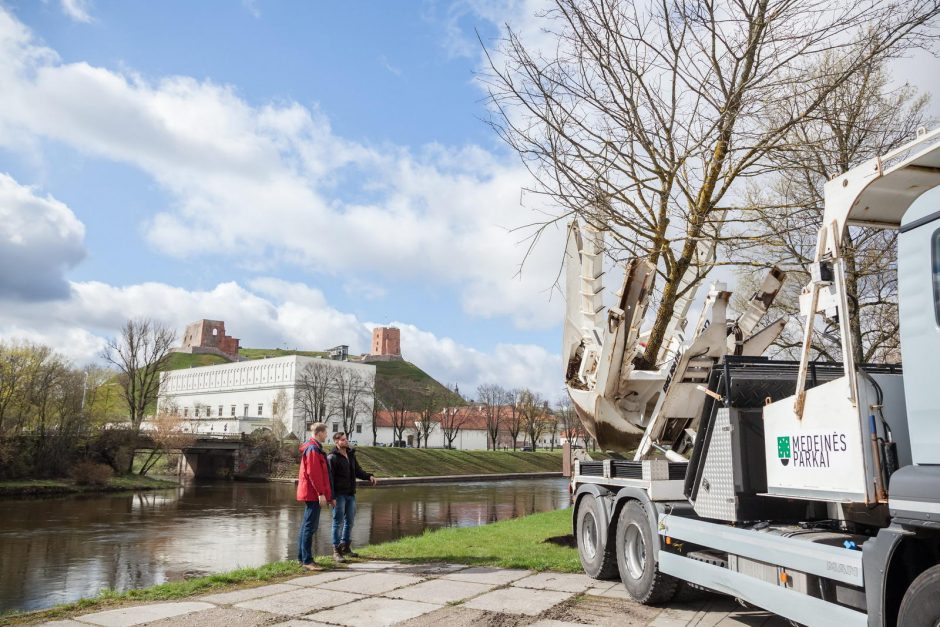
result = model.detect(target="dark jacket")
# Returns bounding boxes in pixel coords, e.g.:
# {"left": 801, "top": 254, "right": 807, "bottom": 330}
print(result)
{"left": 327, "top": 448, "right": 372, "bottom": 496}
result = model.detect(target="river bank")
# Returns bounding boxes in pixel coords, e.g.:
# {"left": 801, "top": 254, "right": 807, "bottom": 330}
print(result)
{"left": 1, "top": 508, "right": 576, "bottom": 625}
{"left": 0, "top": 475, "right": 179, "bottom": 498}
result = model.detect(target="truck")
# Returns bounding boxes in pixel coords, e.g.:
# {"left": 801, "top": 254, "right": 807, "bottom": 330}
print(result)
{"left": 563, "top": 127, "right": 940, "bottom": 626}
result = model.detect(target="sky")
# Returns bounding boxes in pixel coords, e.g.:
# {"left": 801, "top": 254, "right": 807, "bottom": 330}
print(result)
{"left": 0, "top": 0, "right": 938, "bottom": 402}
{"left": 0, "top": 0, "right": 575, "bottom": 400}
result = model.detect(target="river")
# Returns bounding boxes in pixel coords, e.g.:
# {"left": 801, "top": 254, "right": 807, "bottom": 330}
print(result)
{"left": 0, "top": 477, "right": 570, "bottom": 613}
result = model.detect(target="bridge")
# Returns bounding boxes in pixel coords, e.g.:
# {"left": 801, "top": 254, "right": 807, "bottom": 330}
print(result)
{"left": 163, "top": 434, "right": 264, "bottom": 479}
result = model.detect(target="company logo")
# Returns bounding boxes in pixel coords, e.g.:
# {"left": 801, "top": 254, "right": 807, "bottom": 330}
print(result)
{"left": 776, "top": 433, "right": 848, "bottom": 467}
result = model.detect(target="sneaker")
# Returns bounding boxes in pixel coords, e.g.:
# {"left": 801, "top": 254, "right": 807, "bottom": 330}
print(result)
{"left": 302, "top": 562, "right": 322, "bottom": 571}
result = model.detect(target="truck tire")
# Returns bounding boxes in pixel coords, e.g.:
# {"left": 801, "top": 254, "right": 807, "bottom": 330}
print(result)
{"left": 576, "top": 494, "right": 618, "bottom": 580}
{"left": 615, "top": 500, "right": 678, "bottom": 604}
{"left": 898, "top": 564, "right": 940, "bottom": 627}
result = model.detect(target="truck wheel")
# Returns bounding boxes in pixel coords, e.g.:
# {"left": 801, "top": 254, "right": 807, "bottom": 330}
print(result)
{"left": 615, "top": 500, "right": 678, "bottom": 604}
{"left": 576, "top": 495, "right": 618, "bottom": 580}
{"left": 898, "top": 564, "right": 940, "bottom": 627}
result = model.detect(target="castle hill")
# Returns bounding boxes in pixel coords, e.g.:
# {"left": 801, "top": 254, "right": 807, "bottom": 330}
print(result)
{"left": 2, "top": 2, "right": 940, "bottom": 626}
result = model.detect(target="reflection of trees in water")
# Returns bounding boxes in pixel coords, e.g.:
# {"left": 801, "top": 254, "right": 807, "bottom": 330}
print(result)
{"left": 0, "top": 479, "right": 569, "bottom": 613}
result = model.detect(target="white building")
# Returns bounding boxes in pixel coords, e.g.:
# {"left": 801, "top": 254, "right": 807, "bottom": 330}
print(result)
{"left": 156, "top": 355, "right": 375, "bottom": 439}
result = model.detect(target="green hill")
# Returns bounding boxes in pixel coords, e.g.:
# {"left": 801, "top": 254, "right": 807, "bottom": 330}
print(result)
{"left": 163, "top": 352, "right": 231, "bottom": 370}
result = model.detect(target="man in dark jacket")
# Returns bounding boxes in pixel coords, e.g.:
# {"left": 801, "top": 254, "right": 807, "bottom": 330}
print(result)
{"left": 327, "top": 431, "right": 377, "bottom": 561}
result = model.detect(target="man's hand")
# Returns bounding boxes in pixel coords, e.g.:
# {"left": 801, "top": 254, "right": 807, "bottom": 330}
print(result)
{"left": 318, "top": 494, "right": 326, "bottom": 507}
{"left": 370, "top": 475, "right": 378, "bottom": 486}
{"left": 330, "top": 499, "right": 336, "bottom": 507}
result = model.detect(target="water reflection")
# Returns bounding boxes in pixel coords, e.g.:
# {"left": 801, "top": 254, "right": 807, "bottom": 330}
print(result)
{"left": 0, "top": 478, "right": 569, "bottom": 612}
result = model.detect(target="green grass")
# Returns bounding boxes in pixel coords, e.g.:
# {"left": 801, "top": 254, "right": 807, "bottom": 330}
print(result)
{"left": 238, "top": 347, "right": 329, "bottom": 360}
{"left": 1, "top": 560, "right": 315, "bottom": 624}
{"left": 361, "top": 508, "right": 578, "bottom": 571}
{"left": 0, "top": 475, "right": 178, "bottom": 498}
{"left": 353, "top": 447, "right": 564, "bottom": 477}
{"left": 162, "top": 352, "right": 232, "bottom": 370}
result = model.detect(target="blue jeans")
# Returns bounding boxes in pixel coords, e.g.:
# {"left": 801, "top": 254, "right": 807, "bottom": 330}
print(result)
{"left": 331, "top": 494, "right": 357, "bottom": 546}
{"left": 297, "top": 501, "right": 321, "bottom": 564}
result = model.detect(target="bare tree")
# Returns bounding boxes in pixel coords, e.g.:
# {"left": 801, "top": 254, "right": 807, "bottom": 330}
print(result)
{"left": 485, "top": 0, "right": 940, "bottom": 369}
{"left": 138, "top": 400, "right": 194, "bottom": 475}
{"left": 731, "top": 55, "right": 928, "bottom": 363}
{"left": 440, "top": 405, "right": 468, "bottom": 449}
{"left": 102, "top": 318, "right": 176, "bottom": 436}
{"left": 477, "top": 383, "right": 505, "bottom": 450}
{"left": 556, "top": 395, "right": 581, "bottom": 447}
{"left": 413, "top": 387, "right": 439, "bottom": 448}
{"left": 504, "top": 388, "right": 523, "bottom": 451}
{"left": 270, "top": 389, "right": 291, "bottom": 440}
{"left": 295, "top": 360, "right": 337, "bottom": 429}
{"left": 0, "top": 341, "right": 33, "bottom": 435}
{"left": 334, "top": 368, "right": 370, "bottom": 436}
{"left": 518, "top": 389, "right": 548, "bottom": 450}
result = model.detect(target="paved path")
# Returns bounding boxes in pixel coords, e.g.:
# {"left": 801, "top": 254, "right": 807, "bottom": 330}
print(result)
{"left": 38, "top": 561, "right": 789, "bottom": 627}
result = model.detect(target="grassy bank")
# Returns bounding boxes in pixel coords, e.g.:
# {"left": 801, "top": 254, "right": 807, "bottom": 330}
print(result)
{"left": 276, "top": 448, "right": 565, "bottom": 479}
{"left": 361, "top": 507, "right": 578, "bottom": 572}
{"left": 0, "top": 475, "right": 178, "bottom": 498}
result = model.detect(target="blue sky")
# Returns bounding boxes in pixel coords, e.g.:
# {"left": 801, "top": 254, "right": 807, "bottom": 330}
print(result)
{"left": 0, "top": 0, "right": 570, "bottom": 398}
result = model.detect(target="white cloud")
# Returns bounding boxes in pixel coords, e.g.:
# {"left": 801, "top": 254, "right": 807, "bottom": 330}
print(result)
{"left": 60, "top": 0, "right": 93, "bottom": 23}
{"left": 0, "top": 173, "right": 85, "bottom": 301}
{"left": 388, "top": 322, "right": 563, "bottom": 400}
{"left": 0, "top": 277, "right": 561, "bottom": 397}
{"left": 0, "top": 7, "right": 565, "bottom": 330}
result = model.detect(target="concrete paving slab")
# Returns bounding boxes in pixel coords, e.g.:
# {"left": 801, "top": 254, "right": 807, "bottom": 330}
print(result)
{"left": 530, "top": 621, "right": 592, "bottom": 627}
{"left": 342, "top": 561, "right": 398, "bottom": 571}
{"left": 282, "top": 571, "right": 362, "bottom": 587}
{"left": 392, "top": 563, "right": 468, "bottom": 575}
{"left": 234, "top": 588, "right": 361, "bottom": 616}
{"left": 394, "top": 605, "right": 491, "bottom": 627}
{"left": 442, "top": 566, "right": 533, "bottom": 586}
{"left": 142, "top": 606, "right": 277, "bottom": 627}
{"left": 513, "top": 572, "right": 595, "bottom": 593}
{"left": 596, "top": 586, "right": 632, "bottom": 600}
{"left": 584, "top": 582, "right": 617, "bottom": 596}
{"left": 38, "top": 621, "right": 88, "bottom": 626}
{"left": 382, "top": 578, "right": 495, "bottom": 604}
{"left": 198, "top": 583, "right": 299, "bottom": 605}
{"left": 75, "top": 602, "right": 215, "bottom": 627}
{"left": 317, "top": 572, "right": 425, "bottom": 595}
{"left": 267, "top": 621, "right": 334, "bottom": 627}
{"left": 309, "top": 597, "right": 442, "bottom": 626}
{"left": 462, "top": 587, "right": 575, "bottom": 616}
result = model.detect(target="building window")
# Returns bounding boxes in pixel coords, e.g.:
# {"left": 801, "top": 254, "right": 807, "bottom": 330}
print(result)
{"left": 230, "top": 405, "right": 236, "bottom": 417}
{"left": 243, "top": 404, "right": 249, "bottom": 417}
{"left": 258, "top": 403, "right": 264, "bottom": 416}
{"left": 195, "top": 407, "right": 200, "bottom": 418}
{"left": 356, "top": 423, "right": 362, "bottom": 434}
{"left": 218, "top": 405, "right": 223, "bottom": 417}
{"left": 183, "top": 408, "right": 189, "bottom": 418}
{"left": 332, "top": 423, "right": 339, "bottom": 433}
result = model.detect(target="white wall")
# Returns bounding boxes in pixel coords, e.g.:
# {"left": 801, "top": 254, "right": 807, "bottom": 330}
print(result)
{"left": 156, "top": 355, "right": 374, "bottom": 439}
{"left": 373, "top": 425, "right": 490, "bottom": 450}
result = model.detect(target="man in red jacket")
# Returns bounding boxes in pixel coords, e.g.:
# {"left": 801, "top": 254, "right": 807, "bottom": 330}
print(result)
{"left": 296, "top": 422, "right": 333, "bottom": 571}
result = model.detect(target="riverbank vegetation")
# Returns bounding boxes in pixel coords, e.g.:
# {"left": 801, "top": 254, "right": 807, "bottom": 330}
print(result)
{"left": 360, "top": 508, "right": 578, "bottom": 571}
{"left": 274, "top": 447, "right": 566, "bottom": 479}
{"left": 0, "top": 475, "right": 178, "bottom": 498}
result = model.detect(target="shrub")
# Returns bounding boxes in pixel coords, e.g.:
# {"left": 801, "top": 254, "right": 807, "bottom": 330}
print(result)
{"left": 70, "top": 460, "right": 114, "bottom": 486}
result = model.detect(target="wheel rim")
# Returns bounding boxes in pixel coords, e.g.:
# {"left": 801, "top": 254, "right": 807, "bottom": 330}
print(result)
{"left": 623, "top": 522, "right": 646, "bottom": 580}
{"left": 581, "top": 511, "right": 598, "bottom": 559}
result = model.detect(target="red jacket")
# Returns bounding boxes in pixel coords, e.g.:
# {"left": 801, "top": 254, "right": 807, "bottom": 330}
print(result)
{"left": 296, "top": 438, "right": 332, "bottom": 502}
